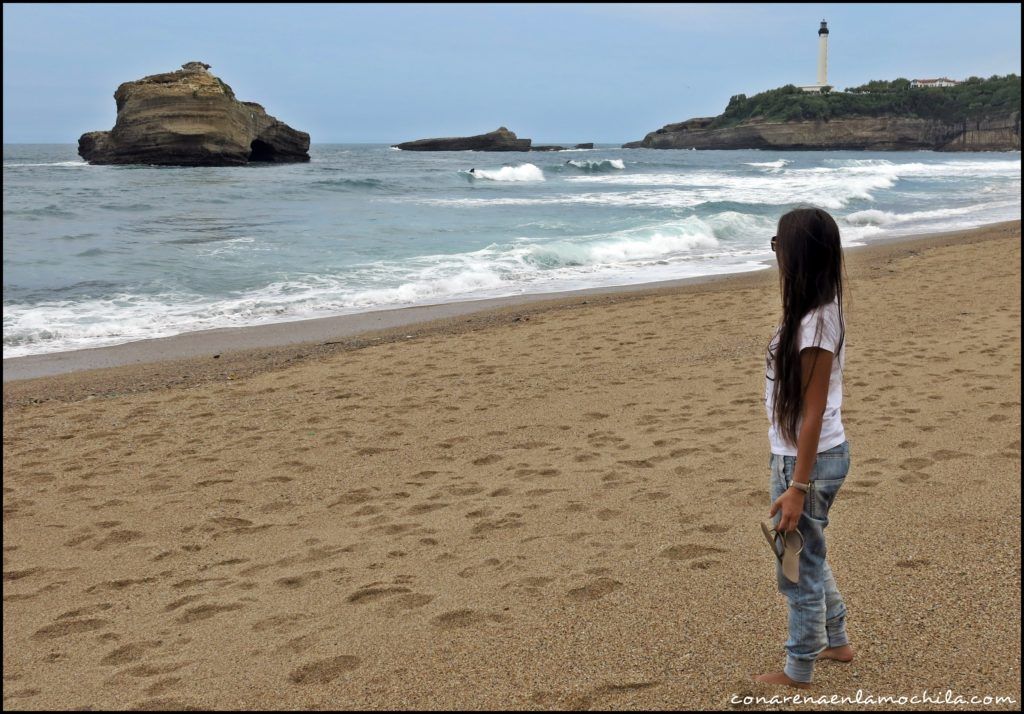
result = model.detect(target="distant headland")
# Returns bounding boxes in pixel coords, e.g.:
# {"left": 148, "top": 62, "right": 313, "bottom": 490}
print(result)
{"left": 623, "top": 75, "right": 1021, "bottom": 151}
{"left": 78, "top": 62, "right": 310, "bottom": 166}
{"left": 622, "top": 19, "right": 1019, "bottom": 152}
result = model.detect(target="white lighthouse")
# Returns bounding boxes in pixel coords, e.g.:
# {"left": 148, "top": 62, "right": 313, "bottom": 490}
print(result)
{"left": 800, "top": 19, "right": 830, "bottom": 92}
{"left": 817, "top": 20, "right": 828, "bottom": 85}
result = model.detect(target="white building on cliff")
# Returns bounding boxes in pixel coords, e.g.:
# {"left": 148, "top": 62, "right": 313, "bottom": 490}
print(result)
{"left": 910, "top": 77, "right": 961, "bottom": 88}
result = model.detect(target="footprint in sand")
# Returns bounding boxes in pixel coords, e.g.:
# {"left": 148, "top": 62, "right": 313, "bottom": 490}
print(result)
{"left": 143, "top": 677, "right": 184, "bottom": 697}
{"left": 381, "top": 593, "right": 435, "bottom": 616}
{"left": 105, "top": 661, "right": 192, "bottom": 686}
{"left": 55, "top": 603, "right": 114, "bottom": 621}
{"left": 470, "top": 516, "right": 524, "bottom": 535}
{"left": 346, "top": 585, "right": 412, "bottom": 604}
{"left": 288, "top": 655, "right": 361, "bottom": 684}
{"left": 930, "top": 449, "right": 968, "bottom": 461}
{"left": 92, "top": 530, "right": 145, "bottom": 550}
{"left": 566, "top": 577, "right": 622, "bottom": 601}
{"left": 174, "top": 603, "right": 244, "bottom": 624}
{"left": 896, "top": 558, "right": 932, "bottom": 569}
{"left": 502, "top": 575, "right": 556, "bottom": 598}
{"left": 328, "top": 489, "right": 377, "bottom": 507}
{"left": 275, "top": 571, "right": 323, "bottom": 589}
{"left": 251, "top": 613, "right": 310, "bottom": 634}
{"left": 2, "top": 689, "right": 42, "bottom": 704}
{"left": 899, "top": 458, "right": 934, "bottom": 471}
{"left": 660, "top": 544, "right": 725, "bottom": 561}
{"left": 406, "top": 502, "right": 450, "bottom": 515}
{"left": 128, "top": 697, "right": 200, "bottom": 710}
{"left": 699, "top": 525, "right": 730, "bottom": 534}
{"left": 630, "top": 490, "right": 670, "bottom": 502}
{"left": 31, "top": 618, "right": 110, "bottom": 640}
{"left": 897, "top": 472, "right": 931, "bottom": 484}
{"left": 618, "top": 459, "right": 656, "bottom": 469}
{"left": 2, "top": 565, "right": 43, "bottom": 581}
{"left": 275, "top": 634, "right": 319, "bottom": 655}
{"left": 100, "top": 640, "right": 164, "bottom": 666}
{"left": 431, "top": 609, "right": 508, "bottom": 629}
{"left": 530, "top": 680, "right": 660, "bottom": 709}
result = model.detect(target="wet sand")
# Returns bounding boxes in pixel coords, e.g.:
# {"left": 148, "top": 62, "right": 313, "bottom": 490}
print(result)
{"left": 3, "top": 221, "right": 1020, "bottom": 709}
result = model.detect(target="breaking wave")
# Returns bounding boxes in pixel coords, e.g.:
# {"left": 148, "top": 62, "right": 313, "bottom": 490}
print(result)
{"left": 565, "top": 159, "right": 626, "bottom": 172}
{"left": 463, "top": 163, "right": 544, "bottom": 182}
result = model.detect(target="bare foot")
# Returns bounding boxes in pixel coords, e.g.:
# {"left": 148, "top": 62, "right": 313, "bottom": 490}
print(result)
{"left": 819, "top": 644, "right": 854, "bottom": 662}
{"left": 752, "top": 671, "right": 811, "bottom": 689}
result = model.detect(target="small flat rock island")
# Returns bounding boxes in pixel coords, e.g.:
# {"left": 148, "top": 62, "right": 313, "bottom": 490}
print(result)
{"left": 392, "top": 127, "right": 594, "bottom": 152}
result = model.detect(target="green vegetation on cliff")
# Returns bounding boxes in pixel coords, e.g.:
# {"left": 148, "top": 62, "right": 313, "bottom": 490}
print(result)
{"left": 709, "top": 74, "right": 1020, "bottom": 128}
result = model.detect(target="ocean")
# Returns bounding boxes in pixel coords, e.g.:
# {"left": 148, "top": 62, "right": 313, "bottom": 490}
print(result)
{"left": 3, "top": 143, "right": 1020, "bottom": 358}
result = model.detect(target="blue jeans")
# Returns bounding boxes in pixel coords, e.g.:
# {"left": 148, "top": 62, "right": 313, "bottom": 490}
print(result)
{"left": 769, "top": 440, "right": 850, "bottom": 683}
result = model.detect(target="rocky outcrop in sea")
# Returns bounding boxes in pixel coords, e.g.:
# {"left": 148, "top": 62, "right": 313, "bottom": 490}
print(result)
{"left": 393, "top": 128, "right": 594, "bottom": 152}
{"left": 78, "top": 62, "right": 310, "bottom": 166}
{"left": 622, "top": 114, "right": 1021, "bottom": 151}
{"left": 393, "top": 127, "right": 531, "bottom": 151}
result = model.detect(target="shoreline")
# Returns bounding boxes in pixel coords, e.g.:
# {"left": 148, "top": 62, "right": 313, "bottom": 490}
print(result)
{"left": 2, "top": 219, "right": 1019, "bottom": 404}
{"left": 2, "top": 219, "right": 1018, "bottom": 389}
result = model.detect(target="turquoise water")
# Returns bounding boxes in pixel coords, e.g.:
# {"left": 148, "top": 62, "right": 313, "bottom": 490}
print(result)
{"left": 3, "top": 143, "right": 1020, "bottom": 357}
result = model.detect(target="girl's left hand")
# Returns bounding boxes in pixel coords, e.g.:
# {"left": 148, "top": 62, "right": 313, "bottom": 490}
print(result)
{"left": 769, "top": 488, "right": 806, "bottom": 533}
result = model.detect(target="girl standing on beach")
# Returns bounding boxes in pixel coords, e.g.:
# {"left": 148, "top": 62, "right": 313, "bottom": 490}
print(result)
{"left": 755, "top": 207, "right": 853, "bottom": 688}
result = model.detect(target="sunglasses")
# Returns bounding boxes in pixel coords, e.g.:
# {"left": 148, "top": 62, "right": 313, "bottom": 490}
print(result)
{"left": 771, "top": 235, "right": 777, "bottom": 252}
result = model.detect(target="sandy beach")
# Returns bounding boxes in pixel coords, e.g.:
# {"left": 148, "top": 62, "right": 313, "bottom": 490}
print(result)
{"left": 3, "top": 221, "right": 1020, "bottom": 709}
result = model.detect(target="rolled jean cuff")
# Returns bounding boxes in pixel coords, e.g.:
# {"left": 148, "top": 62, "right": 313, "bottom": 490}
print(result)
{"left": 784, "top": 656, "right": 814, "bottom": 684}
{"left": 827, "top": 628, "right": 849, "bottom": 648}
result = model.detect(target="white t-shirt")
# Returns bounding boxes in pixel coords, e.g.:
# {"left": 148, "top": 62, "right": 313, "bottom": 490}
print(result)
{"left": 764, "top": 298, "right": 846, "bottom": 456}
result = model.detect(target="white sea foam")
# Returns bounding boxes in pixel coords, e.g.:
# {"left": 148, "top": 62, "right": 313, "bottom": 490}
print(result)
{"left": 845, "top": 209, "right": 899, "bottom": 225}
{"left": 847, "top": 206, "right": 972, "bottom": 226}
{"left": 468, "top": 164, "right": 545, "bottom": 181}
{"left": 560, "top": 158, "right": 1022, "bottom": 210}
{"left": 823, "top": 157, "right": 1021, "bottom": 178}
{"left": 745, "top": 159, "right": 790, "bottom": 169}
{"left": 521, "top": 218, "right": 720, "bottom": 267}
{"left": 408, "top": 189, "right": 709, "bottom": 209}
{"left": 3, "top": 161, "right": 90, "bottom": 168}
{"left": 843, "top": 200, "right": 1021, "bottom": 239}
{"left": 425, "top": 165, "right": 897, "bottom": 209}
{"left": 565, "top": 169, "right": 896, "bottom": 208}
{"left": 567, "top": 159, "right": 625, "bottom": 171}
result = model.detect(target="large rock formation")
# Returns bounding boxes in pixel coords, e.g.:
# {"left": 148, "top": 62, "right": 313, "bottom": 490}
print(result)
{"left": 623, "top": 114, "right": 1021, "bottom": 151}
{"left": 393, "top": 127, "right": 532, "bottom": 151}
{"left": 78, "top": 62, "right": 310, "bottom": 166}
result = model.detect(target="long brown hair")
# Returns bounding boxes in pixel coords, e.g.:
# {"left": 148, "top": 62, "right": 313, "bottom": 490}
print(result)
{"left": 768, "top": 207, "right": 846, "bottom": 444}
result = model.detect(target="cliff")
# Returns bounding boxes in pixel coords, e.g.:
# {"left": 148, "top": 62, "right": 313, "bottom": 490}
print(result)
{"left": 622, "top": 114, "right": 1021, "bottom": 151}
{"left": 78, "top": 62, "right": 310, "bottom": 166}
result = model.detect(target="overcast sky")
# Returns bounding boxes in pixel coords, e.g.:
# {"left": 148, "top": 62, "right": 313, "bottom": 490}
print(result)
{"left": 3, "top": 3, "right": 1020, "bottom": 143}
